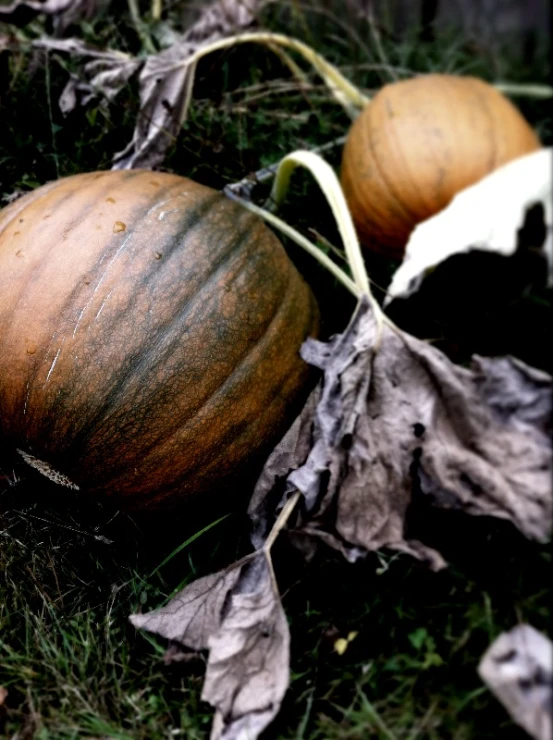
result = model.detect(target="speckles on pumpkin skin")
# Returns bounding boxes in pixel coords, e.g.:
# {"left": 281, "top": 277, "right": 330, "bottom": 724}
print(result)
{"left": 113, "top": 221, "right": 127, "bottom": 233}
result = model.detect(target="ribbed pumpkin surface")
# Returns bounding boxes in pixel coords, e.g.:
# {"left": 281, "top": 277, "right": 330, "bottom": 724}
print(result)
{"left": 341, "top": 74, "right": 541, "bottom": 258}
{"left": 0, "top": 170, "right": 319, "bottom": 509}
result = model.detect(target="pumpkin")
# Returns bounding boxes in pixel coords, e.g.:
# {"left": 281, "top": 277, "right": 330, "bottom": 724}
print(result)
{"left": 0, "top": 170, "right": 319, "bottom": 510}
{"left": 341, "top": 74, "right": 541, "bottom": 259}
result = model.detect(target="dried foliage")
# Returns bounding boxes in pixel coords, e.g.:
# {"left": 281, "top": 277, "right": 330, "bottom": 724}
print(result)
{"left": 132, "top": 552, "right": 289, "bottom": 739}
{"left": 479, "top": 624, "right": 552, "bottom": 740}
{"left": 133, "top": 296, "right": 552, "bottom": 738}
{"left": 0, "top": 0, "right": 105, "bottom": 32}
{"left": 113, "top": 0, "right": 264, "bottom": 169}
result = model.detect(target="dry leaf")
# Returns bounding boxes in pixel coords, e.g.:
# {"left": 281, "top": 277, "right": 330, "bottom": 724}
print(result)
{"left": 386, "top": 148, "right": 553, "bottom": 305}
{"left": 132, "top": 296, "right": 551, "bottom": 740}
{"left": 0, "top": 0, "right": 105, "bottom": 30}
{"left": 131, "top": 552, "right": 289, "bottom": 740}
{"left": 112, "top": 0, "right": 263, "bottom": 170}
{"left": 130, "top": 562, "right": 244, "bottom": 652}
{"left": 479, "top": 624, "right": 552, "bottom": 740}
{"left": 58, "top": 57, "right": 141, "bottom": 114}
{"left": 0, "top": 686, "right": 7, "bottom": 707}
{"left": 252, "top": 297, "right": 552, "bottom": 569}
{"left": 28, "top": 38, "right": 141, "bottom": 114}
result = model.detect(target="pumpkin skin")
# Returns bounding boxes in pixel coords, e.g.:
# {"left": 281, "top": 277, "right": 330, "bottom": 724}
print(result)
{"left": 0, "top": 170, "right": 319, "bottom": 510}
{"left": 341, "top": 74, "right": 541, "bottom": 258}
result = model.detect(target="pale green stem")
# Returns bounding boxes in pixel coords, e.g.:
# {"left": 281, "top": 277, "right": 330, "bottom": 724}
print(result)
{"left": 226, "top": 193, "right": 360, "bottom": 297}
{"left": 271, "top": 151, "right": 371, "bottom": 297}
{"left": 494, "top": 82, "right": 553, "bottom": 99}
{"left": 172, "top": 31, "right": 369, "bottom": 117}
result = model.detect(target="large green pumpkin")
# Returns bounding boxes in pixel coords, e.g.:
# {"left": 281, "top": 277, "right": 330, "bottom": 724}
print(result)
{"left": 0, "top": 170, "right": 319, "bottom": 510}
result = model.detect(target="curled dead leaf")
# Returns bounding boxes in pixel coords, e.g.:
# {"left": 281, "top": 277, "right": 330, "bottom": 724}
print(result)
{"left": 0, "top": 0, "right": 105, "bottom": 31}
{"left": 131, "top": 551, "right": 289, "bottom": 740}
{"left": 252, "top": 297, "right": 551, "bottom": 569}
{"left": 479, "top": 624, "right": 552, "bottom": 740}
{"left": 113, "top": 0, "right": 263, "bottom": 170}
{"left": 131, "top": 296, "right": 551, "bottom": 740}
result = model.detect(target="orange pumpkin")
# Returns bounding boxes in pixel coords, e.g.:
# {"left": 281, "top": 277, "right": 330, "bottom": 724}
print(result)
{"left": 341, "top": 74, "right": 541, "bottom": 258}
{"left": 0, "top": 170, "right": 319, "bottom": 510}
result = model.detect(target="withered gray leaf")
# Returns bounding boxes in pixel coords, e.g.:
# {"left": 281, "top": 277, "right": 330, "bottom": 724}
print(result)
{"left": 252, "top": 296, "right": 552, "bottom": 569}
{"left": 130, "top": 551, "right": 289, "bottom": 740}
{"left": 478, "top": 624, "right": 552, "bottom": 740}
{"left": 112, "top": 0, "right": 263, "bottom": 170}
{"left": 28, "top": 38, "right": 141, "bottom": 114}
{"left": 248, "top": 388, "right": 319, "bottom": 549}
{"left": 131, "top": 295, "right": 551, "bottom": 740}
{"left": 130, "top": 557, "right": 247, "bottom": 651}
{"left": 58, "top": 57, "right": 141, "bottom": 114}
{"left": 0, "top": 0, "right": 104, "bottom": 30}
{"left": 203, "top": 554, "right": 289, "bottom": 740}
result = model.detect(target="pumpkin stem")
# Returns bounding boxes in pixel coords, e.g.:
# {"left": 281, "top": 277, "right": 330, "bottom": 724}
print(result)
{"left": 225, "top": 190, "right": 360, "bottom": 298}
{"left": 270, "top": 150, "right": 390, "bottom": 342}
{"left": 226, "top": 148, "right": 401, "bottom": 346}
{"left": 493, "top": 82, "right": 553, "bottom": 99}
{"left": 184, "top": 31, "right": 369, "bottom": 118}
{"left": 263, "top": 490, "right": 302, "bottom": 554}
{"left": 272, "top": 151, "right": 371, "bottom": 296}
{"left": 262, "top": 489, "right": 302, "bottom": 591}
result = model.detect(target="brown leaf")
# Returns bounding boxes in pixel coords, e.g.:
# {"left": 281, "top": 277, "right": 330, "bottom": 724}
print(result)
{"left": 112, "top": 0, "right": 263, "bottom": 170}
{"left": 252, "top": 297, "right": 552, "bottom": 569}
{"left": 130, "top": 552, "right": 289, "bottom": 740}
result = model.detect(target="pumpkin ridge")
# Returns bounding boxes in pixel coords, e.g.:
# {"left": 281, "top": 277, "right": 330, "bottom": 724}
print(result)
{"left": 342, "top": 121, "right": 398, "bottom": 245}
{"left": 354, "top": 113, "right": 393, "bottom": 230}
{"left": 70, "top": 190, "right": 225, "bottom": 338}
{"left": 472, "top": 80, "right": 499, "bottom": 172}
{"left": 0, "top": 179, "right": 61, "bottom": 233}
{"left": 17, "top": 185, "right": 221, "bottom": 415}
{"left": 415, "top": 75, "right": 454, "bottom": 216}
{"left": 374, "top": 89, "right": 425, "bottom": 224}
{"left": 31, "top": 211, "right": 287, "bottom": 467}
{"left": 95, "top": 269, "right": 317, "bottom": 504}
{"left": 91, "top": 271, "right": 294, "bottom": 482}
{"left": 85, "top": 233, "right": 291, "bottom": 454}
{"left": 367, "top": 104, "right": 418, "bottom": 239}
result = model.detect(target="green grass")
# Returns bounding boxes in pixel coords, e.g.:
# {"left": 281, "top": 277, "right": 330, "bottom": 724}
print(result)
{"left": 1, "top": 480, "right": 550, "bottom": 738}
{"left": 1, "top": 1, "right": 551, "bottom": 737}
